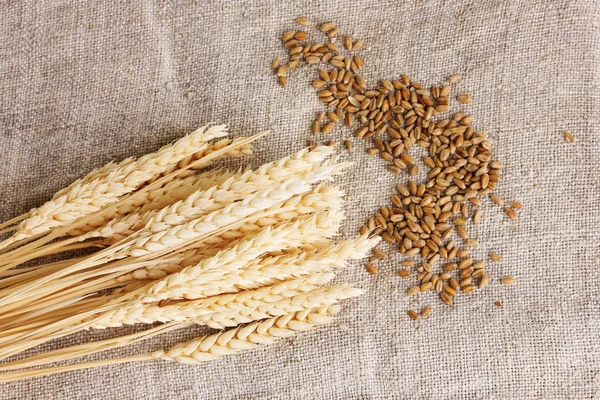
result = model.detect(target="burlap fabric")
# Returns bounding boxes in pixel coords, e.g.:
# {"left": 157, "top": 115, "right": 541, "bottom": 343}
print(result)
{"left": 0, "top": 1, "right": 598, "bottom": 398}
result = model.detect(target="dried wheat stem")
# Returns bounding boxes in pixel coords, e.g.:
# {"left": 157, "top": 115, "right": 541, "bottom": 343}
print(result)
{"left": 0, "top": 322, "right": 184, "bottom": 371}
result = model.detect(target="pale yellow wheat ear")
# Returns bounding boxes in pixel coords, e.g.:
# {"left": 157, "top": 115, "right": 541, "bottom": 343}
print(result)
{"left": 1, "top": 125, "right": 229, "bottom": 248}
{"left": 79, "top": 145, "right": 341, "bottom": 243}
{"left": 0, "top": 305, "right": 342, "bottom": 382}
{"left": 140, "top": 209, "right": 344, "bottom": 302}
{"left": 68, "top": 140, "right": 252, "bottom": 238}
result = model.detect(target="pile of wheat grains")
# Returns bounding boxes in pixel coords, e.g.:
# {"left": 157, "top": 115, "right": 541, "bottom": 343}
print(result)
{"left": 273, "top": 18, "right": 521, "bottom": 318}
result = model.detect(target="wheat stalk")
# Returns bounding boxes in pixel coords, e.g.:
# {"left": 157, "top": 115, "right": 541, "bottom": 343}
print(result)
{"left": 1, "top": 125, "right": 228, "bottom": 248}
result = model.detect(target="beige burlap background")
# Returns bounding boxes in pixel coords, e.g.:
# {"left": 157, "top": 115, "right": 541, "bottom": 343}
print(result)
{"left": 0, "top": 1, "right": 599, "bottom": 399}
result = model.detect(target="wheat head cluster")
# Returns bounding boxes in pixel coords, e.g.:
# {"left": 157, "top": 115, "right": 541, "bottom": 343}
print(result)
{"left": 0, "top": 125, "right": 377, "bottom": 382}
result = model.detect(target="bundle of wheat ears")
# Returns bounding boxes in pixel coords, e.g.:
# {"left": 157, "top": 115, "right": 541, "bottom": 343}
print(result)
{"left": 0, "top": 125, "right": 377, "bottom": 382}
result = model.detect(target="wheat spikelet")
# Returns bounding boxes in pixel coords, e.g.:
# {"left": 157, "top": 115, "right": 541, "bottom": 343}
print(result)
{"left": 154, "top": 304, "right": 340, "bottom": 364}
{"left": 51, "top": 157, "right": 135, "bottom": 201}
{"left": 141, "top": 210, "right": 343, "bottom": 302}
{"left": 3, "top": 125, "right": 228, "bottom": 246}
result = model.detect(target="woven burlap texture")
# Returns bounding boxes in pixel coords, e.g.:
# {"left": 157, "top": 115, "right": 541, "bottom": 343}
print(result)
{"left": 0, "top": 1, "right": 598, "bottom": 399}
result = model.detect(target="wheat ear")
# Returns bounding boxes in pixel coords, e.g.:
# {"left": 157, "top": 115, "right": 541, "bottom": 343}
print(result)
{"left": 0, "top": 305, "right": 340, "bottom": 382}
{"left": 117, "top": 184, "right": 345, "bottom": 283}
{"left": 68, "top": 140, "right": 251, "bottom": 237}
{"left": 182, "top": 234, "right": 380, "bottom": 297}
{"left": 141, "top": 210, "right": 343, "bottom": 302}
{"left": 2, "top": 125, "right": 228, "bottom": 247}
{"left": 88, "top": 274, "right": 359, "bottom": 330}
{"left": 80, "top": 146, "right": 345, "bottom": 243}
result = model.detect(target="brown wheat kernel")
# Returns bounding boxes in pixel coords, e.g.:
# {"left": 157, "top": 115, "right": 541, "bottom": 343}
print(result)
{"left": 282, "top": 31, "right": 295, "bottom": 42}
{"left": 344, "top": 140, "right": 353, "bottom": 150}
{"left": 296, "top": 17, "right": 311, "bottom": 26}
{"left": 321, "top": 44, "right": 336, "bottom": 53}
{"left": 490, "top": 194, "right": 504, "bottom": 206}
{"left": 327, "top": 111, "right": 339, "bottom": 123}
{"left": 319, "top": 22, "right": 335, "bottom": 32}
{"left": 473, "top": 209, "right": 483, "bottom": 224}
{"left": 564, "top": 131, "right": 574, "bottom": 142}
{"left": 322, "top": 122, "right": 335, "bottom": 134}
{"left": 312, "top": 79, "right": 327, "bottom": 88}
{"left": 327, "top": 27, "right": 339, "bottom": 37}
{"left": 279, "top": 76, "right": 288, "bottom": 87}
{"left": 398, "top": 269, "right": 410, "bottom": 277}
{"left": 501, "top": 276, "right": 515, "bottom": 285}
{"left": 353, "top": 39, "right": 363, "bottom": 50}
{"left": 440, "top": 292, "right": 453, "bottom": 305}
{"left": 420, "top": 282, "right": 433, "bottom": 292}
{"left": 495, "top": 301, "right": 503, "bottom": 307}
{"left": 344, "top": 35, "right": 353, "bottom": 50}
{"left": 447, "top": 74, "right": 462, "bottom": 84}
{"left": 294, "top": 31, "right": 308, "bottom": 41}
{"left": 401, "top": 260, "right": 415, "bottom": 267}
{"left": 479, "top": 274, "right": 489, "bottom": 289}
{"left": 276, "top": 66, "right": 287, "bottom": 77}
{"left": 463, "top": 285, "right": 476, "bottom": 294}
{"left": 367, "top": 148, "right": 379, "bottom": 156}
{"left": 312, "top": 120, "right": 321, "bottom": 134}
{"left": 407, "top": 286, "right": 420, "bottom": 296}
{"left": 489, "top": 252, "right": 502, "bottom": 262}
{"left": 505, "top": 208, "right": 518, "bottom": 220}
{"left": 272, "top": 58, "right": 281, "bottom": 70}
{"left": 457, "top": 94, "right": 472, "bottom": 104}
{"left": 366, "top": 263, "right": 378, "bottom": 275}
{"left": 345, "top": 112, "right": 353, "bottom": 126}
{"left": 510, "top": 201, "right": 522, "bottom": 210}
{"left": 420, "top": 306, "right": 431, "bottom": 317}
{"left": 407, "top": 310, "right": 419, "bottom": 320}
{"left": 326, "top": 139, "right": 335, "bottom": 147}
